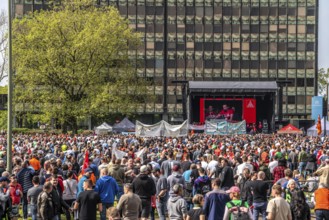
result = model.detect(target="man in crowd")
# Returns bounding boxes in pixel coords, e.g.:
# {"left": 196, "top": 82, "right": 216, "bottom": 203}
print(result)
{"left": 266, "top": 184, "right": 292, "bottom": 220}
{"left": 132, "top": 165, "right": 156, "bottom": 220}
{"left": 203, "top": 178, "right": 230, "bottom": 220}
{"left": 152, "top": 168, "right": 168, "bottom": 220}
{"left": 74, "top": 179, "right": 102, "bottom": 220}
{"left": 116, "top": 183, "right": 142, "bottom": 220}
{"left": 167, "top": 184, "right": 187, "bottom": 220}
{"left": 167, "top": 164, "right": 185, "bottom": 195}
{"left": 95, "top": 167, "right": 119, "bottom": 220}
{"left": 27, "top": 176, "right": 43, "bottom": 220}
{"left": 246, "top": 171, "right": 269, "bottom": 220}
{"left": 77, "top": 168, "right": 93, "bottom": 196}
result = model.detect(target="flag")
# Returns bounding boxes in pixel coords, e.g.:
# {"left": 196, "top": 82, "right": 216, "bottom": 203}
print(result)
{"left": 82, "top": 150, "right": 89, "bottom": 171}
{"left": 112, "top": 146, "right": 127, "bottom": 159}
{"left": 135, "top": 148, "right": 146, "bottom": 158}
{"left": 317, "top": 114, "right": 322, "bottom": 136}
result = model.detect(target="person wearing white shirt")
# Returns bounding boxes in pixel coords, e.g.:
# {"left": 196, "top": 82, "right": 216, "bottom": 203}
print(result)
{"left": 237, "top": 156, "right": 253, "bottom": 176}
{"left": 269, "top": 157, "right": 279, "bottom": 174}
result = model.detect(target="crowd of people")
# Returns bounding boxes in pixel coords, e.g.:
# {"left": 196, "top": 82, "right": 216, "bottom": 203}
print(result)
{"left": 0, "top": 133, "right": 327, "bottom": 220}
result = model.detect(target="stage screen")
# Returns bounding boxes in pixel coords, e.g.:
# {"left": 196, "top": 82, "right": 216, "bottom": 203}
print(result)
{"left": 199, "top": 98, "right": 256, "bottom": 124}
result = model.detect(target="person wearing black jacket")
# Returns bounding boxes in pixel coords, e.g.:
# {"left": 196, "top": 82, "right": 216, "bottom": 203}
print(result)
{"left": 219, "top": 158, "right": 234, "bottom": 190}
{"left": 132, "top": 165, "right": 156, "bottom": 220}
{"left": 49, "top": 175, "right": 71, "bottom": 220}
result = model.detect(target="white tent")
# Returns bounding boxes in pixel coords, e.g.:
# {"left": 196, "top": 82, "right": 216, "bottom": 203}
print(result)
{"left": 307, "top": 118, "right": 329, "bottom": 136}
{"left": 95, "top": 122, "right": 112, "bottom": 135}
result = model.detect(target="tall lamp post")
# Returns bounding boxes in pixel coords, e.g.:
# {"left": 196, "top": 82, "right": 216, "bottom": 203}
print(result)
{"left": 7, "top": 0, "right": 13, "bottom": 172}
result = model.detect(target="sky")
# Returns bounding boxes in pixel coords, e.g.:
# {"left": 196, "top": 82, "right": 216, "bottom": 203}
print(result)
{"left": 0, "top": 0, "right": 328, "bottom": 70}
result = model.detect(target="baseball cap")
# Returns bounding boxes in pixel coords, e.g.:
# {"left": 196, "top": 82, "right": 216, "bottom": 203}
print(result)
{"left": 84, "top": 168, "right": 93, "bottom": 173}
{"left": 140, "top": 165, "right": 148, "bottom": 173}
{"left": 0, "top": 177, "right": 9, "bottom": 182}
{"left": 226, "top": 186, "right": 240, "bottom": 194}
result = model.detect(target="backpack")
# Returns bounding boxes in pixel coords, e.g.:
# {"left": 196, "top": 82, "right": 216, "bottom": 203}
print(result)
{"left": 197, "top": 179, "right": 211, "bottom": 195}
{"left": 228, "top": 201, "right": 250, "bottom": 220}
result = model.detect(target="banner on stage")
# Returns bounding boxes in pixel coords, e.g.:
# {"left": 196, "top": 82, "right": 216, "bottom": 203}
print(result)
{"left": 205, "top": 120, "right": 246, "bottom": 135}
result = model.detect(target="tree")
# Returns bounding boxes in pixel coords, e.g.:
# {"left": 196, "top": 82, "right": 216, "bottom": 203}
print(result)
{"left": 13, "top": 0, "right": 149, "bottom": 133}
{"left": 318, "top": 68, "right": 329, "bottom": 95}
{"left": 0, "top": 10, "right": 8, "bottom": 83}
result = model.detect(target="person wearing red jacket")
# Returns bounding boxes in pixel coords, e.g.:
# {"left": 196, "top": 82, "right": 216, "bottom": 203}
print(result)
{"left": 9, "top": 175, "right": 23, "bottom": 206}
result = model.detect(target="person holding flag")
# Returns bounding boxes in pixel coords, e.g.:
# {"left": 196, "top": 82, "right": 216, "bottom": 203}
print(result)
{"left": 317, "top": 114, "right": 322, "bottom": 136}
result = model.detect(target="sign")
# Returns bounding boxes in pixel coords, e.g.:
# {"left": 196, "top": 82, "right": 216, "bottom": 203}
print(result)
{"left": 312, "top": 96, "right": 323, "bottom": 120}
{"left": 205, "top": 120, "right": 246, "bottom": 135}
{"left": 243, "top": 98, "right": 256, "bottom": 123}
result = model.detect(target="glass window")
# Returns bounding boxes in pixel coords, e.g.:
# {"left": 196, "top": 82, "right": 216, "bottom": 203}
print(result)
{"left": 233, "top": 8, "right": 240, "bottom": 16}
{"left": 288, "top": 8, "right": 296, "bottom": 16}
{"left": 306, "top": 42, "right": 314, "bottom": 51}
{"left": 205, "top": 7, "right": 213, "bottom": 16}
{"left": 242, "top": 24, "right": 250, "bottom": 33}
{"left": 251, "top": 25, "right": 259, "bottom": 33}
{"left": 223, "top": 7, "right": 232, "bottom": 15}
{"left": 242, "top": 7, "right": 250, "bottom": 16}
{"left": 306, "top": 78, "right": 314, "bottom": 87}
{"left": 251, "top": 7, "right": 259, "bottom": 16}
{"left": 288, "top": 61, "right": 296, "bottom": 68}
{"left": 298, "top": 7, "right": 306, "bottom": 16}
{"left": 279, "top": 7, "right": 286, "bottom": 15}
{"left": 269, "top": 60, "right": 276, "bottom": 69}
{"left": 260, "top": 7, "right": 269, "bottom": 16}
{"left": 186, "top": 7, "right": 194, "bottom": 15}
{"left": 223, "top": 24, "right": 231, "bottom": 33}
{"left": 297, "top": 61, "right": 305, "bottom": 69}
{"left": 307, "top": 8, "right": 315, "bottom": 16}
{"left": 196, "top": 7, "right": 203, "bottom": 16}
{"left": 307, "top": 25, "right": 315, "bottom": 34}
{"left": 278, "top": 43, "right": 286, "bottom": 51}
{"left": 288, "top": 96, "right": 295, "bottom": 104}
{"left": 297, "top": 96, "right": 305, "bottom": 105}
{"left": 269, "top": 7, "right": 277, "bottom": 16}
{"left": 241, "top": 61, "right": 249, "bottom": 69}
{"left": 260, "top": 43, "right": 268, "bottom": 51}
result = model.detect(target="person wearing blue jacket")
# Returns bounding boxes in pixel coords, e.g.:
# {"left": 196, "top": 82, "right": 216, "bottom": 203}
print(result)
{"left": 77, "top": 168, "right": 93, "bottom": 197}
{"left": 95, "top": 167, "right": 119, "bottom": 220}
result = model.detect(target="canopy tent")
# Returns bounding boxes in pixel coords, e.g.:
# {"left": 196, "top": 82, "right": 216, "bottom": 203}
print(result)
{"left": 95, "top": 122, "right": 112, "bottom": 135}
{"left": 113, "top": 117, "right": 135, "bottom": 132}
{"left": 307, "top": 118, "right": 329, "bottom": 136}
{"left": 277, "top": 124, "right": 302, "bottom": 134}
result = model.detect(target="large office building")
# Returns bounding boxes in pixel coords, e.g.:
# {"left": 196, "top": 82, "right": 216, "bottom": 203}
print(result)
{"left": 14, "top": 0, "right": 318, "bottom": 125}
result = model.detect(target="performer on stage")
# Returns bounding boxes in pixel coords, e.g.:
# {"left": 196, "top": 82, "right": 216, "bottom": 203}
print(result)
{"left": 217, "top": 104, "right": 234, "bottom": 121}
{"left": 205, "top": 105, "right": 217, "bottom": 119}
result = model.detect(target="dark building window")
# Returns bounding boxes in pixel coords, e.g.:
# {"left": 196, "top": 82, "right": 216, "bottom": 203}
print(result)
{"left": 288, "top": 96, "right": 296, "bottom": 104}
{"left": 279, "top": 7, "right": 287, "bottom": 15}
{"left": 269, "top": 7, "right": 277, "bottom": 16}
{"left": 250, "top": 43, "right": 259, "bottom": 51}
{"left": 204, "top": 43, "right": 213, "bottom": 51}
{"left": 307, "top": 8, "right": 315, "bottom": 16}
{"left": 297, "top": 61, "right": 305, "bottom": 69}
{"left": 297, "top": 79, "right": 305, "bottom": 87}
{"left": 307, "top": 25, "right": 315, "bottom": 34}
{"left": 241, "top": 61, "right": 249, "bottom": 68}
{"left": 250, "top": 61, "right": 259, "bottom": 69}
{"left": 251, "top": 7, "right": 259, "bottom": 16}
{"left": 186, "top": 7, "right": 194, "bottom": 15}
{"left": 205, "top": 60, "right": 213, "bottom": 68}
{"left": 213, "top": 43, "right": 222, "bottom": 50}
{"left": 306, "top": 42, "right": 314, "bottom": 51}
{"left": 223, "top": 7, "right": 232, "bottom": 16}
{"left": 306, "top": 78, "right": 314, "bottom": 87}
{"left": 251, "top": 25, "right": 259, "bottom": 33}
{"left": 146, "top": 59, "right": 155, "bottom": 68}
{"left": 288, "top": 8, "right": 296, "bottom": 16}
{"left": 195, "top": 43, "right": 203, "bottom": 50}
{"left": 269, "top": 60, "right": 277, "bottom": 69}
{"left": 232, "top": 61, "right": 240, "bottom": 68}
{"left": 167, "top": 60, "right": 176, "bottom": 68}
{"left": 260, "top": 7, "right": 269, "bottom": 16}
{"left": 278, "top": 61, "right": 287, "bottom": 68}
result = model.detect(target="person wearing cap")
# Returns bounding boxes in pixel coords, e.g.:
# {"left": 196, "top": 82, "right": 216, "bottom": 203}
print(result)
{"left": 167, "top": 184, "right": 187, "bottom": 220}
{"left": 314, "top": 158, "right": 329, "bottom": 186}
{"left": 116, "top": 183, "right": 142, "bottom": 220}
{"left": 167, "top": 164, "right": 185, "bottom": 195}
{"left": 223, "top": 186, "right": 252, "bottom": 220}
{"left": 266, "top": 184, "right": 292, "bottom": 220}
{"left": 132, "top": 165, "right": 156, "bottom": 220}
{"left": 77, "top": 167, "right": 93, "bottom": 196}
{"left": 152, "top": 168, "right": 167, "bottom": 220}
{"left": 95, "top": 167, "right": 119, "bottom": 220}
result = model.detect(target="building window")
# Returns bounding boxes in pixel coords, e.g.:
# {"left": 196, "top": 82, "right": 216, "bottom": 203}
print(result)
{"left": 288, "top": 96, "right": 295, "bottom": 104}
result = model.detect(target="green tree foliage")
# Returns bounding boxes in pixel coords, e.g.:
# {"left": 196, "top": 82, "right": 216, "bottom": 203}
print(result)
{"left": 13, "top": 0, "right": 149, "bottom": 133}
{"left": 318, "top": 68, "right": 329, "bottom": 95}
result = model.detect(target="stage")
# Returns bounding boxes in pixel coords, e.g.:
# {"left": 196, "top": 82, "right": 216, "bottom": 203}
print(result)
{"left": 188, "top": 81, "right": 277, "bottom": 133}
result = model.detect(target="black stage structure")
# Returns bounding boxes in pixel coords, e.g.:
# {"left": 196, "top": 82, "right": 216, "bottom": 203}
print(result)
{"left": 188, "top": 81, "right": 278, "bottom": 133}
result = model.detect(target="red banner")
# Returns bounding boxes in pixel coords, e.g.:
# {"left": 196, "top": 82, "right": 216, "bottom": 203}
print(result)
{"left": 200, "top": 98, "right": 205, "bottom": 123}
{"left": 243, "top": 99, "right": 256, "bottom": 123}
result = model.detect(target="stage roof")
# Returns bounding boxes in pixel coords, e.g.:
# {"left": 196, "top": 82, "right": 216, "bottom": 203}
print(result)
{"left": 189, "top": 81, "right": 277, "bottom": 93}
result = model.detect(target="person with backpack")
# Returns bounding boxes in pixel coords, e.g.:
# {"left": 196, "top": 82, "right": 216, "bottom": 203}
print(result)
{"left": 223, "top": 186, "right": 252, "bottom": 220}
{"left": 187, "top": 194, "right": 205, "bottom": 220}
{"left": 193, "top": 168, "right": 211, "bottom": 195}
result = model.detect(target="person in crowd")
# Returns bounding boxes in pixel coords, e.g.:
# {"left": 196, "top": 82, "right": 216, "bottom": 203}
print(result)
{"left": 8, "top": 174, "right": 22, "bottom": 219}
{"left": 298, "top": 147, "right": 308, "bottom": 177}
{"left": 223, "top": 186, "right": 252, "bottom": 220}
{"left": 16, "top": 160, "right": 34, "bottom": 220}
{"left": 314, "top": 183, "right": 329, "bottom": 220}
{"left": 63, "top": 171, "right": 78, "bottom": 220}
{"left": 186, "top": 194, "right": 205, "bottom": 220}
{"left": 116, "top": 183, "right": 142, "bottom": 220}
{"left": 167, "top": 164, "right": 185, "bottom": 195}
{"left": 37, "top": 182, "right": 55, "bottom": 220}
{"left": 273, "top": 159, "right": 287, "bottom": 183}
{"left": 269, "top": 155, "right": 279, "bottom": 175}
{"left": 194, "top": 167, "right": 211, "bottom": 196}
{"left": 27, "top": 176, "right": 43, "bottom": 220}
{"left": 132, "top": 165, "right": 156, "bottom": 220}
{"left": 219, "top": 158, "right": 234, "bottom": 190}
{"left": 266, "top": 184, "right": 292, "bottom": 220}
{"left": 77, "top": 167, "right": 93, "bottom": 196}
{"left": 107, "top": 207, "right": 122, "bottom": 220}
{"left": 238, "top": 168, "right": 252, "bottom": 206}
{"left": 152, "top": 168, "right": 167, "bottom": 220}
{"left": 74, "top": 179, "right": 102, "bottom": 220}
{"left": 49, "top": 174, "right": 71, "bottom": 220}
{"left": 108, "top": 159, "right": 125, "bottom": 200}
{"left": 203, "top": 178, "right": 230, "bottom": 220}
{"left": 245, "top": 171, "right": 269, "bottom": 220}
{"left": 95, "top": 167, "right": 119, "bottom": 220}
{"left": 29, "top": 154, "right": 41, "bottom": 173}
{"left": 237, "top": 156, "right": 253, "bottom": 176}
{"left": 167, "top": 184, "right": 187, "bottom": 220}
{"left": 288, "top": 147, "right": 298, "bottom": 171}
{"left": 160, "top": 151, "right": 177, "bottom": 178}
{"left": 314, "top": 158, "right": 329, "bottom": 186}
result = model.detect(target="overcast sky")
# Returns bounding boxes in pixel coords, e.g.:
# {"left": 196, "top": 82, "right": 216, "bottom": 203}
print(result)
{"left": 0, "top": 0, "right": 328, "bottom": 70}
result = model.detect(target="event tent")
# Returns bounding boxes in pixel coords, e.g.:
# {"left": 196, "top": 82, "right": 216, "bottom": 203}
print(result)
{"left": 307, "top": 118, "right": 329, "bottom": 136}
{"left": 113, "top": 117, "right": 135, "bottom": 132}
{"left": 277, "top": 124, "right": 302, "bottom": 134}
{"left": 95, "top": 122, "right": 112, "bottom": 135}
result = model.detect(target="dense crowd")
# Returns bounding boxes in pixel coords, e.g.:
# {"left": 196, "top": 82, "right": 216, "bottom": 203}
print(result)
{"left": 0, "top": 133, "right": 327, "bottom": 220}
